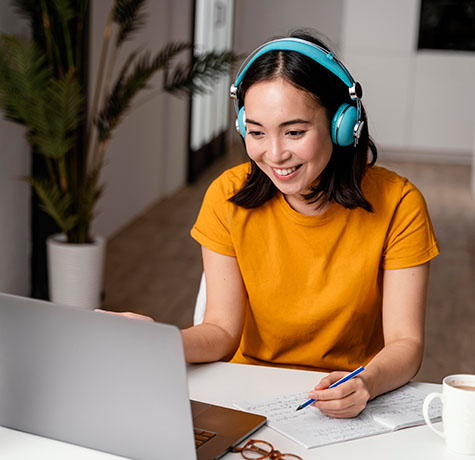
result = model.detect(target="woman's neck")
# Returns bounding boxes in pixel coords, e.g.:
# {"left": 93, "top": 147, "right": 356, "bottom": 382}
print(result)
{"left": 284, "top": 193, "right": 331, "bottom": 216}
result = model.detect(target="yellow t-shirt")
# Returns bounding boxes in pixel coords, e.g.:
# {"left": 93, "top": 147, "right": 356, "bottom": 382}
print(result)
{"left": 191, "top": 163, "right": 439, "bottom": 372}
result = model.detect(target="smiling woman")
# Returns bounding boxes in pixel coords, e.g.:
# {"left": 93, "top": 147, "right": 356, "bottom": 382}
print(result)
{"left": 243, "top": 78, "right": 333, "bottom": 215}
{"left": 128, "top": 29, "right": 440, "bottom": 420}
{"left": 227, "top": 33, "right": 374, "bottom": 218}
{"left": 182, "top": 30, "right": 440, "bottom": 419}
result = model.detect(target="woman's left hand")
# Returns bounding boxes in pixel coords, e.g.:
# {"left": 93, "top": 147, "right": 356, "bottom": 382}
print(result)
{"left": 309, "top": 371, "right": 371, "bottom": 418}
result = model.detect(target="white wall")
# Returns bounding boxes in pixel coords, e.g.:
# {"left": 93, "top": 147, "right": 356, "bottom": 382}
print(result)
{"left": 341, "top": 0, "right": 475, "bottom": 162}
{"left": 90, "top": 0, "right": 192, "bottom": 238}
{"left": 0, "top": 4, "right": 31, "bottom": 295}
{"left": 234, "top": 0, "right": 345, "bottom": 54}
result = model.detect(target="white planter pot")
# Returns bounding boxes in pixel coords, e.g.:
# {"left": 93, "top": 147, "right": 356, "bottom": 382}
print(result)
{"left": 47, "top": 233, "right": 106, "bottom": 309}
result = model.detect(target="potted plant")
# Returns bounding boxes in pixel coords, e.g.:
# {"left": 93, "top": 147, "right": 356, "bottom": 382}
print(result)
{"left": 0, "top": 0, "right": 237, "bottom": 308}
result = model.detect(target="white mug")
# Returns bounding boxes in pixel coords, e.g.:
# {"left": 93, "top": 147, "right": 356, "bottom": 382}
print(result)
{"left": 423, "top": 374, "right": 475, "bottom": 455}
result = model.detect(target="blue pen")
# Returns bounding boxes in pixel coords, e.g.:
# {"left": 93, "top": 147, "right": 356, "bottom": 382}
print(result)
{"left": 295, "top": 366, "right": 365, "bottom": 411}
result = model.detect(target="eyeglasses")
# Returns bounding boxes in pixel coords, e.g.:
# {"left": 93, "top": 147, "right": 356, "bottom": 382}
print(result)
{"left": 231, "top": 439, "right": 303, "bottom": 459}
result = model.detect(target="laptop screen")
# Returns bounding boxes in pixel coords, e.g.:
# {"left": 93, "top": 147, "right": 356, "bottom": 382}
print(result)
{"left": 0, "top": 293, "right": 196, "bottom": 460}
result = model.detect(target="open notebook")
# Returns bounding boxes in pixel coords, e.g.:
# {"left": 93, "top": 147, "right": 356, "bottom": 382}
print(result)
{"left": 235, "top": 384, "right": 442, "bottom": 449}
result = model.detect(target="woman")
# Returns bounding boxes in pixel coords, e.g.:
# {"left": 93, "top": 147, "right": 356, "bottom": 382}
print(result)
{"left": 106, "top": 30, "right": 439, "bottom": 419}
{"left": 182, "top": 30, "right": 439, "bottom": 418}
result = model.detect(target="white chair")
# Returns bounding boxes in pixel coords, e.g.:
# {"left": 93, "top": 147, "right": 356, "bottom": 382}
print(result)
{"left": 193, "top": 272, "right": 207, "bottom": 325}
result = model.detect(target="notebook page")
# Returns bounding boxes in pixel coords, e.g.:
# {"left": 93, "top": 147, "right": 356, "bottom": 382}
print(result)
{"left": 235, "top": 392, "right": 389, "bottom": 449}
{"left": 365, "top": 385, "right": 442, "bottom": 430}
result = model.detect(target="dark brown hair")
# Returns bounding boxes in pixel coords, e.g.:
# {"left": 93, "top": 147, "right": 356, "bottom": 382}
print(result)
{"left": 229, "top": 30, "right": 377, "bottom": 212}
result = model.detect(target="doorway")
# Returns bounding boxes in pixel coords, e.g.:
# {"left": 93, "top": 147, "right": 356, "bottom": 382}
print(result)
{"left": 188, "top": 0, "right": 234, "bottom": 182}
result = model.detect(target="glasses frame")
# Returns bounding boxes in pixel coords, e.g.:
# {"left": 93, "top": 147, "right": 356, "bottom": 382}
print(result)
{"left": 231, "top": 438, "right": 302, "bottom": 460}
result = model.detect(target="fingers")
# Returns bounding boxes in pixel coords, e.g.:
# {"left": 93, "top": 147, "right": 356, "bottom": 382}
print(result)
{"left": 312, "top": 388, "right": 368, "bottom": 418}
{"left": 314, "top": 404, "right": 361, "bottom": 419}
{"left": 120, "top": 312, "right": 154, "bottom": 322}
{"left": 310, "top": 372, "right": 370, "bottom": 418}
{"left": 313, "top": 371, "right": 347, "bottom": 391}
{"left": 95, "top": 309, "right": 154, "bottom": 322}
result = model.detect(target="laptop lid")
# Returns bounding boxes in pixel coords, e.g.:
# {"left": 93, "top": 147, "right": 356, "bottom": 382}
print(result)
{"left": 0, "top": 292, "right": 196, "bottom": 460}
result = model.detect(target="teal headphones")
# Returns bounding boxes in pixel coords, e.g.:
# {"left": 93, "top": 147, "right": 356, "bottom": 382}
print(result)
{"left": 229, "top": 38, "right": 364, "bottom": 147}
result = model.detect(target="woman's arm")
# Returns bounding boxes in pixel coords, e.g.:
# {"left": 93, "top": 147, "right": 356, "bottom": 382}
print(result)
{"left": 310, "top": 262, "right": 430, "bottom": 418}
{"left": 181, "top": 246, "right": 247, "bottom": 363}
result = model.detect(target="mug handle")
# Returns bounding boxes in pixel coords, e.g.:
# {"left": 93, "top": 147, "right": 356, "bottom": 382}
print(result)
{"left": 423, "top": 393, "right": 445, "bottom": 439}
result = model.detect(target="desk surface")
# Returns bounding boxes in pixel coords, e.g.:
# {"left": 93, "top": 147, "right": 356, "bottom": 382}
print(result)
{"left": 0, "top": 362, "right": 463, "bottom": 460}
{"left": 189, "top": 363, "right": 461, "bottom": 460}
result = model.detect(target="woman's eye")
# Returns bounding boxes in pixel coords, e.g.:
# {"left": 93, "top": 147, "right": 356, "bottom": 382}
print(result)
{"left": 287, "top": 130, "right": 305, "bottom": 137}
{"left": 248, "top": 130, "right": 264, "bottom": 138}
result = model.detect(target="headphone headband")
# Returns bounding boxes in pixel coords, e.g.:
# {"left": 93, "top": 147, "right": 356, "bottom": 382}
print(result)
{"left": 229, "top": 37, "right": 364, "bottom": 146}
{"left": 234, "top": 38, "right": 355, "bottom": 89}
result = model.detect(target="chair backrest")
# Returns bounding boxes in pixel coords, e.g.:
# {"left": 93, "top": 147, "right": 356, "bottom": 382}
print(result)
{"left": 193, "top": 272, "right": 206, "bottom": 325}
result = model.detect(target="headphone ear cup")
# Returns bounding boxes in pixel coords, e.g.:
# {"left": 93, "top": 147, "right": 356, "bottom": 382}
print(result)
{"left": 331, "top": 103, "right": 357, "bottom": 146}
{"left": 237, "top": 106, "right": 246, "bottom": 139}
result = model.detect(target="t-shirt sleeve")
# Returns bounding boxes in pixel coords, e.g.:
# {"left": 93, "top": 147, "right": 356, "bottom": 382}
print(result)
{"left": 190, "top": 173, "right": 237, "bottom": 257}
{"left": 382, "top": 180, "right": 439, "bottom": 269}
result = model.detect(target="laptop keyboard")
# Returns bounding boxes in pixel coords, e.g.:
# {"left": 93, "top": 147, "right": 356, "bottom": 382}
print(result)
{"left": 194, "top": 428, "right": 216, "bottom": 448}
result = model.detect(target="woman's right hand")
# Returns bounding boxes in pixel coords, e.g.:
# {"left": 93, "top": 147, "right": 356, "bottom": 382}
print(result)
{"left": 95, "top": 309, "right": 155, "bottom": 322}
{"left": 309, "top": 371, "right": 370, "bottom": 418}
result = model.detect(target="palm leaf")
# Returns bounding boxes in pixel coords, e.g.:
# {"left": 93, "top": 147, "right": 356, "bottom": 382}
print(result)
{"left": 83, "top": 164, "right": 104, "bottom": 222}
{"left": 164, "top": 50, "right": 238, "bottom": 96}
{"left": 10, "top": 0, "right": 40, "bottom": 26}
{"left": 0, "top": 35, "right": 51, "bottom": 124}
{"left": 112, "top": 0, "right": 147, "bottom": 46}
{"left": 95, "top": 42, "right": 190, "bottom": 142}
{"left": 26, "top": 176, "right": 79, "bottom": 234}
{"left": 2, "top": 1, "right": 240, "bottom": 244}
{"left": 68, "top": 162, "right": 103, "bottom": 243}
{"left": 50, "top": 0, "right": 76, "bottom": 23}
{"left": 49, "top": 0, "right": 80, "bottom": 69}
{"left": 27, "top": 69, "right": 84, "bottom": 160}
{"left": 94, "top": 49, "right": 141, "bottom": 142}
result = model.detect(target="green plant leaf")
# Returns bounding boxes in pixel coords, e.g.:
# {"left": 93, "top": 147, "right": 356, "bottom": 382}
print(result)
{"left": 1, "top": 1, "right": 240, "bottom": 245}
{"left": 26, "top": 176, "right": 79, "bottom": 234}
{"left": 95, "top": 42, "right": 191, "bottom": 142}
{"left": 0, "top": 35, "right": 51, "bottom": 124}
{"left": 164, "top": 50, "right": 238, "bottom": 96}
{"left": 10, "top": 0, "right": 40, "bottom": 26}
{"left": 50, "top": 0, "right": 76, "bottom": 23}
{"left": 27, "top": 69, "right": 84, "bottom": 160}
{"left": 112, "top": 0, "right": 147, "bottom": 46}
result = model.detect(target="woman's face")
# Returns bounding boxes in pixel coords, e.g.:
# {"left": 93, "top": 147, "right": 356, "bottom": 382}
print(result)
{"left": 243, "top": 78, "right": 333, "bottom": 213}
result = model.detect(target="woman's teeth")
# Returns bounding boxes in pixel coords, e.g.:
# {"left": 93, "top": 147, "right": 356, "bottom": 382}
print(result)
{"left": 274, "top": 166, "right": 297, "bottom": 176}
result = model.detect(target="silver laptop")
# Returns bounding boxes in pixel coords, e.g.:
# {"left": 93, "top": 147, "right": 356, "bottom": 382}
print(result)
{"left": 0, "top": 293, "right": 266, "bottom": 460}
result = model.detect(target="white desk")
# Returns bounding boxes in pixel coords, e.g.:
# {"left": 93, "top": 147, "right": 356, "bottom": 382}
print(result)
{"left": 0, "top": 362, "right": 466, "bottom": 459}
{"left": 189, "top": 362, "right": 462, "bottom": 460}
